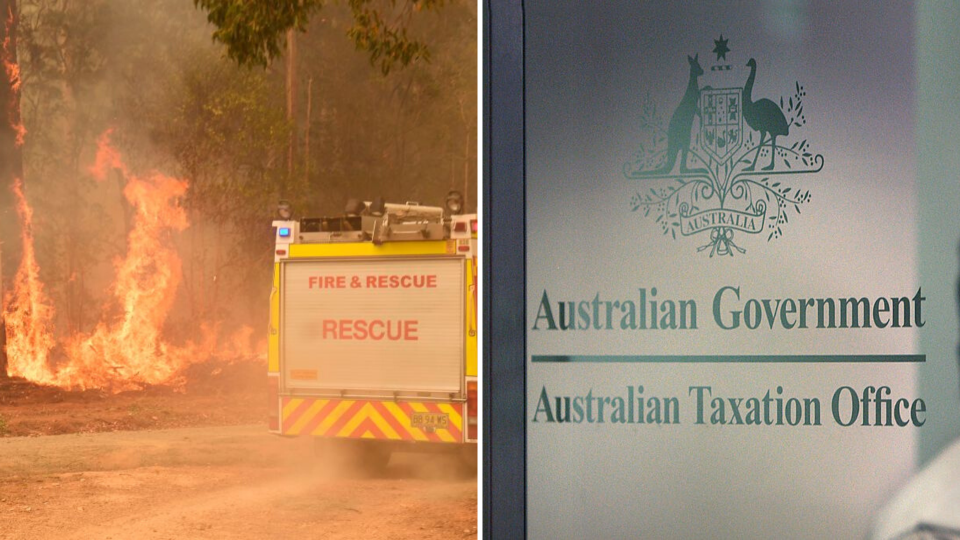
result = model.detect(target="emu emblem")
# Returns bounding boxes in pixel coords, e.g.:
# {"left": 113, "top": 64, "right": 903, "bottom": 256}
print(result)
{"left": 623, "top": 36, "right": 824, "bottom": 257}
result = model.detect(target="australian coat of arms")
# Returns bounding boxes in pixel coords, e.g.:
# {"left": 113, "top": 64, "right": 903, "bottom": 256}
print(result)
{"left": 624, "top": 35, "right": 824, "bottom": 256}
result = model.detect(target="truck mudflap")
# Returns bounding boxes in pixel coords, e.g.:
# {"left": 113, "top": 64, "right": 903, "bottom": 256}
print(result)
{"left": 280, "top": 397, "right": 464, "bottom": 443}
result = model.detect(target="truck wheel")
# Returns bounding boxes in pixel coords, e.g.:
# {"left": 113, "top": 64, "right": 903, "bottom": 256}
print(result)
{"left": 314, "top": 438, "right": 391, "bottom": 476}
{"left": 360, "top": 442, "right": 392, "bottom": 474}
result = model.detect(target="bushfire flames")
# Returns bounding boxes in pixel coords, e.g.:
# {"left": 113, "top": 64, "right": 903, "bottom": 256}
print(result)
{"left": 3, "top": 4, "right": 25, "bottom": 147}
{"left": 2, "top": 131, "right": 263, "bottom": 392}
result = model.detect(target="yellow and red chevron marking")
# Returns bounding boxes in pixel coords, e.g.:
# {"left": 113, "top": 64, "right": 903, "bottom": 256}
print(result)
{"left": 280, "top": 397, "right": 464, "bottom": 443}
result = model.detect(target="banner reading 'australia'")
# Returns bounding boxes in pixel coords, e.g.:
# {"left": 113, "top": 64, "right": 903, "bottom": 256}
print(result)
{"left": 525, "top": 2, "right": 959, "bottom": 539}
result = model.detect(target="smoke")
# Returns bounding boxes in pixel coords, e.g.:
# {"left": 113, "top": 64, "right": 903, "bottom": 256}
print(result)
{"left": 3, "top": 0, "right": 475, "bottom": 390}
{"left": 3, "top": 129, "right": 263, "bottom": 391}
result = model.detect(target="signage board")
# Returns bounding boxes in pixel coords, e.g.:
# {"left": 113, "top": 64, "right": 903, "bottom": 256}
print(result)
{"left": 282, "top": 258, "right": 464, "bottom": 394}
{"left": 484, "top": 1, "right": 960, "bottom": 538}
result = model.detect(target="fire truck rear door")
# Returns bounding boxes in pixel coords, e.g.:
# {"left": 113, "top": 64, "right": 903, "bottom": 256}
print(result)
{"left": 280, "top": 257, "right": 464, "bottom": 395}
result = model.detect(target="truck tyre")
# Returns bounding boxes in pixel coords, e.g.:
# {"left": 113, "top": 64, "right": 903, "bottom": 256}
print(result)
{"left": 361, "top": 442, "right": 392, "bottom": 474}
{"left": 314, "top": 438, "right": 391, "bottom": 476}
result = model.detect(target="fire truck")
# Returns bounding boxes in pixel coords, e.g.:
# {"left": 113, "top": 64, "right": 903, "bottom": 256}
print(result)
{"left": 267, "top": 194, "right": 477, "bottom": 470}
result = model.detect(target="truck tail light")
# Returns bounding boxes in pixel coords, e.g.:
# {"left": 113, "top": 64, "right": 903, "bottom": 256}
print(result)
{"left": 471, "top": 219, "right": 478, "bottom": 233}
{"left": 466, "top": 380, "right": 478, "bottom": 440}
{"left": 268, "top": 375, "right": 279, "bottom": 432}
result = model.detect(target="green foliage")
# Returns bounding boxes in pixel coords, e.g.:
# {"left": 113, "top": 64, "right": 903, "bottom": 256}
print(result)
{"left": 346, "top": 0, "right": 444, "bottom": 74}
{"left": 150, "top": 50, "right": 290, "bottom": 215}
{"left": 193, "top": 0, "right": 322, "bottom": 68}
{"left": 195, "top": 0, "right": 444, "bottom": 74}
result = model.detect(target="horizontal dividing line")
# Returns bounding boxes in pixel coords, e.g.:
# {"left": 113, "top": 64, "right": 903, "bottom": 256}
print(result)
{"left": 531, "top": 355, "right": 926, "bottom": 364}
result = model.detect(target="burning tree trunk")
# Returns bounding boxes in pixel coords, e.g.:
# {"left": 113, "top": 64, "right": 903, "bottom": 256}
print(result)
{"left": 0, "top": 244, "right": 5, "bottom": 376}
{"left": 0, "top": 0, "right": 24, "bottom": 378}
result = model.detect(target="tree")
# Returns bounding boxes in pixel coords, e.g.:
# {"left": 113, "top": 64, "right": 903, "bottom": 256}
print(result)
{"left": 132, "top": 47, "right": 292, "bottom": 333}
{"left": 0, "top": 0, "right": 475, "bottom": 377}
{"left": 0, "top": 0, "right": 24, "bottom": 377}
{"left": 193, "top": 0, "right": 444, "bottom": 74}
{"left": 194, "top": 0, "right": 448, "bottom": 200}
{"left": 286, "top": 0, "right": 476, "bottom": 215}
{"left": 18, "top": 0, "right": 111, "bottom": 336}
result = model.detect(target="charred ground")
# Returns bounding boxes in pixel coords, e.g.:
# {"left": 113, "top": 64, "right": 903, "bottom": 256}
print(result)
{"left": 0, "top": 359, "right": 266, "bottom": 437}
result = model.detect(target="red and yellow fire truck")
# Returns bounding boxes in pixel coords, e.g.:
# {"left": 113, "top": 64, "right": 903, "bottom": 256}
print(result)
{"left": 267, "top": 195, "right": 477, "bottom": 469}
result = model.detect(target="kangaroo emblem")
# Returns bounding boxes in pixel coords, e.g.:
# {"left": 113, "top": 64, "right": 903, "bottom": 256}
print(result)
{"left": 623, "top": 35, "right": 825, "bottom": 256}
{"left": 657, "top": 53, "right": 704, "bottom": 174}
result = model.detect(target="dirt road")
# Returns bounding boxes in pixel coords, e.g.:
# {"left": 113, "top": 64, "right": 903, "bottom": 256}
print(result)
{"left": 0, "top": 425, "right": 477, "bottom": 540}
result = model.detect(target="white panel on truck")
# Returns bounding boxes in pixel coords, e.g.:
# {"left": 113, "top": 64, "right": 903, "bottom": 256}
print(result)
{"left": 281, "top": 257, "right": 464, "bottom": 394}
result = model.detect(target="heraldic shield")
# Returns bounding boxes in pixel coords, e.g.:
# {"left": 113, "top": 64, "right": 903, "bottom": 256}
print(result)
{"left": 700, "top": 88, "right": 743, "bottom": 163}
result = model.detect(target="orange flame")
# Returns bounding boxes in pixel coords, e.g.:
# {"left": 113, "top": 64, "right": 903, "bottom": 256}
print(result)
{"left": 61, "top": 146, "right": 191, "bottom": 390}
{"left": 2, "top": 179, "right": 57, "bottom": 382}
{"left": 3, "top": 4, "right": 25, "bottom": 147}
{"left": 89, "top": 128, "right": 126, "bottom": 178}
{"left": 3, "top": 131, "right": 264, "bottom": 391}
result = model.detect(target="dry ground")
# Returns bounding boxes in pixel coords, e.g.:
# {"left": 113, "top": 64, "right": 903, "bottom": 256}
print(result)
{"left": 0, "top": 363, "right": 477, "bottom": 539}
{"left": 0, "top": 362, "right": 268, "bottom": 437}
